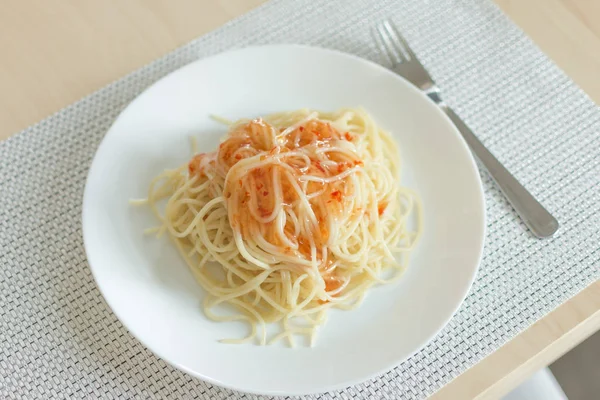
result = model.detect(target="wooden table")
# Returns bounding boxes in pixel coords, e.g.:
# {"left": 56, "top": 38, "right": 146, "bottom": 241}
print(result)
{"left": 1, "top": 1, "right": 598, "bottom": 398}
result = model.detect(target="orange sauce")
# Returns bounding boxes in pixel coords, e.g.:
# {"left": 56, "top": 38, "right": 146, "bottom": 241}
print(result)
{"left": 189, "top": 119, "right": 364, "bottom": 294}
{"left": 378, "top": 201, "right": 388, "bottom": 216}
{"left": 188, "top": 153, "right": 204, "bottom": 175}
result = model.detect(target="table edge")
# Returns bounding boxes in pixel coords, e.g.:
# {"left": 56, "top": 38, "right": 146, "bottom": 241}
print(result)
{"left": 431, "top": 280, "right": 600, "bottom": 399}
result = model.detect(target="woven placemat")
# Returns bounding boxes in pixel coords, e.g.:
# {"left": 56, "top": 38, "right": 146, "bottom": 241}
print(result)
{"left": 1, "top": 0, "right": 599, "bottom": 398}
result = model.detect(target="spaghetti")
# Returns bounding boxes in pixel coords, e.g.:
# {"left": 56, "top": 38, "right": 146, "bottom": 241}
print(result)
{"left": 140, "top": 108, "right": 421, "bottom": 346}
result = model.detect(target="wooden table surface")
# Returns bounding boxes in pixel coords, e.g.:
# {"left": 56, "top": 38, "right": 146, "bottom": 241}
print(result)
{"left": 1, "top": 1, "right": 598, "bottom": 398}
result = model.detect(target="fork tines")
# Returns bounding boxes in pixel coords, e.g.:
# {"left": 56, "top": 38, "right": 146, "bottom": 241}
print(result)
{"left": 374, "top": 20, "right": 416, "bottom": 64}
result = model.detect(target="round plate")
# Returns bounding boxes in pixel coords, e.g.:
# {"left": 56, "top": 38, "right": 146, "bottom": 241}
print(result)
{"left": 83, "top": 45, "right": 485, "bottom": 396}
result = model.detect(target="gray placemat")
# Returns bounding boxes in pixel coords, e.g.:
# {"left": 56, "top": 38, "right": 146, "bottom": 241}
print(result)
{"left": 1, "top": 0, "right": 599, "bottom": 399}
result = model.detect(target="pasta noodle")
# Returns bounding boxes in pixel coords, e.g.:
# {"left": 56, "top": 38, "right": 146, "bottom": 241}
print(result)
{"left": 139, "top": 108, "right": 422, "bottom": 346}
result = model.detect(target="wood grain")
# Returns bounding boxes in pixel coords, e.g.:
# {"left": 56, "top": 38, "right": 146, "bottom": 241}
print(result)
{"left": 495, "top": 0, "right": 600, "bottom": 104}
{"left": 431, "top": 281, "right": 600, "bottom": 399}
{"left": 0, "top": 0, "right": 264, "bottom": 139}
{"left": 0, "top": 0, "right": 598, "bottom": 398}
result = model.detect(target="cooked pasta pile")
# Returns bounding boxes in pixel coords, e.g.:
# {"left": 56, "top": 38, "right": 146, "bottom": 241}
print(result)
{"left": 138, "top": 108, "right": 421, "bottom": 346}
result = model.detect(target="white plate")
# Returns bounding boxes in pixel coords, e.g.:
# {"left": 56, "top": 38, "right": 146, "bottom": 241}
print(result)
{"left": 83, "top": 45, "right": 485, "bottom": 396}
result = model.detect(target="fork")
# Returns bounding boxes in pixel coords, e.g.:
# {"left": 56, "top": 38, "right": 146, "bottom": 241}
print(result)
{"left": 374, "top": 20, "right": 559, "bottom": 238}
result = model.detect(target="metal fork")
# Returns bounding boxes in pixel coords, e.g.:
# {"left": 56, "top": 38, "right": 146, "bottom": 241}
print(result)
{"left": 374, "top": 20, "right": 559, "bottom": 238}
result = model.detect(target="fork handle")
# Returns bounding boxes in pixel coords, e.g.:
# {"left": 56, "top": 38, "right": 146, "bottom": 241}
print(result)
{"left": 442, "top": 106, "right": 559, "bottom": 238}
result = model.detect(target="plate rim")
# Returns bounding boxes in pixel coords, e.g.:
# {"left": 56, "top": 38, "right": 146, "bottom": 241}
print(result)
{"left": 82, "top": 44, "right": 486, "bottom": 396}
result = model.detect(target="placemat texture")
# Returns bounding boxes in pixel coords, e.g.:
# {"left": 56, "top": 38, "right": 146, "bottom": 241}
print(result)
{"left": 1, "top": 0, "right": 599, "bottom": 398}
